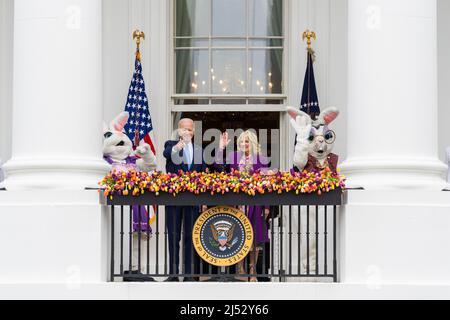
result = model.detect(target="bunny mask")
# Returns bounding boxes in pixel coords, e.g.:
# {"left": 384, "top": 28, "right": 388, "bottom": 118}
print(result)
{"left": 287, "top": 106, "right": 340, "bottom": 172}
{"left": 103, "top": 112, "right": 134, "bottom": 162}
{"left": 103, "top": 112, "right": 157, "bottom": 172}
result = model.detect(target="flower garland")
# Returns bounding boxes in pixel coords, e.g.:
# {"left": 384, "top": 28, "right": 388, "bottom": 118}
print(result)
{"left": 100, "top": 168, "right": 346, "bottom": 199}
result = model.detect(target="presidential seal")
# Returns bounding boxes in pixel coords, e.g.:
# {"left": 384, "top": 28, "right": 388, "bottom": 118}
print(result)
{"left": 193, "top": 206, "right": 254, "bottom": 267}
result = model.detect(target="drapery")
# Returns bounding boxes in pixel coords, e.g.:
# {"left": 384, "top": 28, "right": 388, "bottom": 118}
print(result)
{"left": 268, "top": 0, "right": 283, "bottom": 94}
{"left": 176, "top": 0, "right": 195, "bottom": 94}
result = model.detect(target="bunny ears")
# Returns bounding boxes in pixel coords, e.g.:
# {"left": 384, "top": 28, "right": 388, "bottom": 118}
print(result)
{"left": 103, "top": 112, "right": 130, "bottom": 134}
{"left": 287, "top": 106, "right": 339, "bottom": 127}
{"left": 111, "top": 112, "right": 129, "bottom": 132}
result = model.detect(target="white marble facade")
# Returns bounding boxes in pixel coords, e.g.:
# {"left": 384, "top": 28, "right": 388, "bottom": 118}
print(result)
{"left": 0, "top": 0, "right": 450, "bottom": 188}
{"left": 0, "top": 0, "right": 450, "bottom": 299}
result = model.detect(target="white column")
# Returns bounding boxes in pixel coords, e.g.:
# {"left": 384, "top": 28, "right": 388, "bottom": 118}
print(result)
{"left": 0, "top": 0, "right": 13, "bottom": 171}
{"left": 341, "top": 0, "right": 447, "bottom": 190}
{"left": 3, "top": 0, "right": 109, "bottom": 190}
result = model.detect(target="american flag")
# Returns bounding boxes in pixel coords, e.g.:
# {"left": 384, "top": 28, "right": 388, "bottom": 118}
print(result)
{"left": 124, "top": 54, "right": 156, "bottom": 154}
{"left": 300, "top": 49, "right": 320, "bottom": 120}
{"left": 124, "top": 51, "right": 157, "bottom": 226}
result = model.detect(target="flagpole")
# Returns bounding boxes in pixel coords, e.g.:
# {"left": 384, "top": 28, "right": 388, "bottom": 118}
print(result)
{"left": 302, "top": 30, "right": 317, "bottom": 118}
{"left": 129, "top": 30, "right": 158, "bottom": 224}
{"left": 132, "top": 30, "right": 145, "bottom": 148}
{"left": 133, "top": 29, "right": 145, "bottom": 62}
{"left": 302, "top": 29, "right": 316, "bottom": 54}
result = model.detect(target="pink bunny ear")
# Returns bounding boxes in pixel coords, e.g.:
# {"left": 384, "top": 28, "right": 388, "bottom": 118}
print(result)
{"left": 110, "top": 112, "right": 129, "bottom": 132}
{"left": 317, "top": 107, "right": 339, "bottom": 125}
{"left": 286, "top": 107, "right": 311, "bottom": 123}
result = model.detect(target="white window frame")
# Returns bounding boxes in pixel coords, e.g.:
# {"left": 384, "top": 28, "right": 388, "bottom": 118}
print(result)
{"left": 167, "top": 0, "right": 311, "bottom": 171}
{"left": 170, "top": 0, "right": 288, "bottom": 113}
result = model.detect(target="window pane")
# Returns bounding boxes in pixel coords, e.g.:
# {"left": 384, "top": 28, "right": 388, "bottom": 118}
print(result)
{"left": 176, "top": 0, "right": 210, "bottom": 37}
{"left": 249, "top": 38, "right": 283, "bottom": 48}
{"left": 248, "top": 99, "right": 284, "bottom": 104}
{"left": 249, "top": 0, "right": 283, "bottom": 36}
{"left": 212, "top": 39, "right": 246, "bottom": 48}
{"left": 211, "top": 99, "right": 247, "bottom": 105}
{"left": 174, "top": 0, "right": 285, "bottom": 101}
{"left": 176, "top": 49, "right": 209, "bottom": 94}
{"left": 212, "top": 0, "right": 246, "bottom": 36}
{"left": 175, "top": 38, "right": 209, "bottom": 48}
{"left": 175, "top": 99, "right": 210, "bottom": 105}
{"left": 249, "top": 49, "right": 283, "bottom": 94}
{"left": 211, "top": 50, "right": 246, "bottom": 94}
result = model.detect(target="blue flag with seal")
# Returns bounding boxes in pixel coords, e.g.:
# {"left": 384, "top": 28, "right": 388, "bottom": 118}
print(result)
{"left": 300, "top": 48, "right": 320, "bottom": 120}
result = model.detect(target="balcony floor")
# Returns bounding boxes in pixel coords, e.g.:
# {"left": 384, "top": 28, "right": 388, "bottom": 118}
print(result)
{"left": 0, "top": 282, "right": 449, "bottom": 300}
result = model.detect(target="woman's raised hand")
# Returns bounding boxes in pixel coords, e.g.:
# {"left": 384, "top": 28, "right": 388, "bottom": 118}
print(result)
{"left": 219, "top": 132, "right": 231, "bottom": 150}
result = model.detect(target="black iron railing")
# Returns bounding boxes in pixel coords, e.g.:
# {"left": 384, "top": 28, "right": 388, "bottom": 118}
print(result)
{"left": 100, "top": 190, "right": 346, "bottom": 283}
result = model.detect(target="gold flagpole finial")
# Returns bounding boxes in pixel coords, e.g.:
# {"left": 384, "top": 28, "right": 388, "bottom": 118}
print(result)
{"left": 302, "top": 30, "right": 316, "bottom": 50}
{"left": 133, "top": 30, "right": 145, "bottom": 60}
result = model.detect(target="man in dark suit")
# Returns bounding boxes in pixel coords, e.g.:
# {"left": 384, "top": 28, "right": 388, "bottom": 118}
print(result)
{"left": 163, "top": 118, "right": 206, "bottom": 282}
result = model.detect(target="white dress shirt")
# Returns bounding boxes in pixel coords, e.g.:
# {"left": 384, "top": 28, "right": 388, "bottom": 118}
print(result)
{"left": 184, "top": 142, "right": 193, "bottom": 168}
